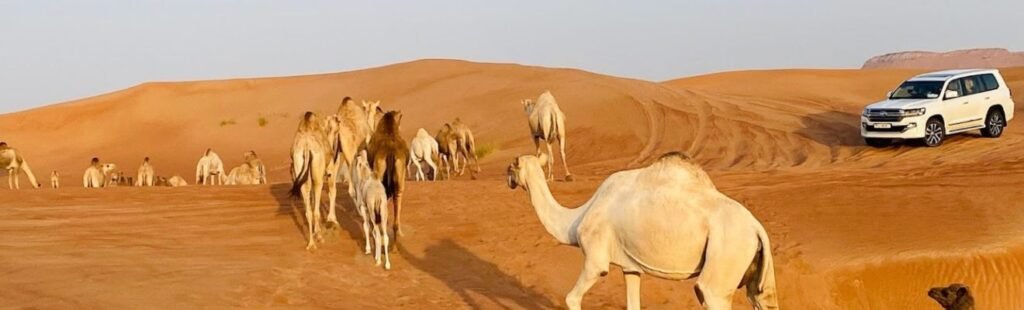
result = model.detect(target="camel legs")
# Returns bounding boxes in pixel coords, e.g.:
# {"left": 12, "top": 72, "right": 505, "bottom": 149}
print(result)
{"left": 392, "top": 193, "right": 404, "bottom": 237}
{"left": 557, "top": 137, "right": 573, "bottom": 181}
{"left": 8, "top": 169, "right": 17, "bottom": 189}
{"left": 545, "top": 142, "right": 556, "bottom": 181}
{"left": 411, "top": 158, "right": 425, "bottom": 181}
{"left": 625, "top": 272, "right": 641, "bottom": 310}
{"left": 311, "top": 178, "right": 325, "bottom": 244}
{"left": 302, "top": 184, "right": 317, "bottom": 250}
{"left": 378, "top": 205, "right": 391, "bottom": 270}
{"left": 565, "top": 262, "right": 604, "bottom": 310}
{"left": 361, "top": 200, "right": 372, "bottom": 255}
{"left": 424, "top": 155, "right": 438, "bottom": 181}
{"left": 325, "top": 172, "right": 341, "bottom": 227}
{"left": 695, "top": 229, "right": 758, "bottom": 310}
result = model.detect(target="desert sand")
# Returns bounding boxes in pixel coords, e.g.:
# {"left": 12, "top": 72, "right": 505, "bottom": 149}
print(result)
{"left": 2, "top": 60, "right": 1023, "bottom": 309}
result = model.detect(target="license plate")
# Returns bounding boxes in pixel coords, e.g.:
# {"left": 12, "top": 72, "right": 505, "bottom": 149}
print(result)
{"left": 873, "top": 123, "right": 892, "bottom": 129}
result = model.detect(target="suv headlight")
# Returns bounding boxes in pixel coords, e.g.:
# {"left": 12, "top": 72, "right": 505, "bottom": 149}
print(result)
{"left": 862, "top": 109, "right": 871, "bottom": 117}
{"left": 902, "top": 108, "right": 926, "bottom": 117}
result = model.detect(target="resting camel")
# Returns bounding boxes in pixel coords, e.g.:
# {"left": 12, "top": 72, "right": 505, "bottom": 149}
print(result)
{"left": 506, "top": 152, "right": 778, "bottom": 310}
{"left": 136, "top": 157, "right": 155, "bottom": 187}
{"left": 166, "top": 175, "right": 188, "bottom": 187}
{"left": 50, "top": 171, "right": 59, "bottom": 189}
{"left": 227, "top": 162, "right": 260, "bottom": 185}
{"left": 522, "top": 91, "right": 573, "bottom": 181}
{"left": 243, "top": 151, "right": 267, "bottom": 184}
{"left": 352, "top": 150, "right": 391, "bottom": 269}
{"left": 434, "top": 124, "right": 458, "bottom": 179}
{"left": 290, "top": 111, "right": 331, "bottom": 250}
{"left": 0, "top": 142, "right": 41, "bottom": 189}
{"left": 83, "top": 158, "right": 105, "bottom": 188}
{"left": 195, "top": 149, "right": 226, "bottom": 185}
{"left": 929, "top": 284, "right": 974, "bottom": 310}
{"left": 408, "top": 128, "right": 439, "bottom": 181}
{"left": 367, "top": 111, "right": 409, "bottom": 239}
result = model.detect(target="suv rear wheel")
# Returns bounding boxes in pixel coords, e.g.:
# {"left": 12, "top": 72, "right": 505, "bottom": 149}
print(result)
{"left": 981, "top": 108, "right": 1005, "bottom": 138}
{"left": 923, "top": 117, "right": 945, "bottom": 147}
{"left": 865, "top": 138, "right": 892, "bottom": 148}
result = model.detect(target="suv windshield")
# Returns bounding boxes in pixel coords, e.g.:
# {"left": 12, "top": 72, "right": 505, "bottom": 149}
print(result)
{"left": 889, "top": 81, "right": 945, "bottom": 99}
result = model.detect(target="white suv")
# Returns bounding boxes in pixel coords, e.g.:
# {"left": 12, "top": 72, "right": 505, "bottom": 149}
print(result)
{"left": 862, "top": 69, "right": 1015, "bottom": 147}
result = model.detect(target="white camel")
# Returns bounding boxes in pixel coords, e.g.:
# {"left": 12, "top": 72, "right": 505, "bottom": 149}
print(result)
{"left": 506, "top": 152, "right": 779, "bottom": 310}
{"left": 407, "top": 128, "right": 439, "bottom": 181}
{"left": 291, "top": 111, "right": 331, "bottom": 250}
{"left": 50, "top": 171, "right": 60, "bottom": 189}
{"left": 195, "top": 149, "right": 226, "bottom": 185}
{"left": 352, "top": 150, "right": 391, "bottom": 270}
{"left": 136, "top": 157, "right": 155, "bottom": 187}
{"left": 243, "top": 151, "right": 267, "bottom": 184}
{"left": 0, "top": 142, "right": 41, "bottom": 189}
{"left": 83, "top": 158, "right": 105, "bottom": 188}
{"left": 523, "top": 91, "right": 573, "bottom": 181}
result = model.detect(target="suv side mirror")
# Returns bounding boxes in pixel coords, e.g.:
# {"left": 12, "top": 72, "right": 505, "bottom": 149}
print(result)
{"left": 886, "top": 91, "right": 893, "bottom": 98}
{"left": 945, "top": 90, "right": 960, "bottom": 99}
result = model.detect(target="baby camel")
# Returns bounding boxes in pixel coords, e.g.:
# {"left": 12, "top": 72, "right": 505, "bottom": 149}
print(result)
{"left": 507, "top": 152, "right": 778, "bottom": 310}
{"left": 50, "top": 171, "right": 60, "bottom": 189}
{"left": 352, "top": 150, "right": 391, "bottom": 270}
{"left": 408, "top": 128, "right": 439, "bottom": 181}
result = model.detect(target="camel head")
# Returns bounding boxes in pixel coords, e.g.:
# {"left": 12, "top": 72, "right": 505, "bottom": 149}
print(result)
{"left": 299, "top": 111, "right": 322, "bottom": 132}
{"left": 929, "top": 284, "right": 973, "bottom": 309}
{"left": 379, "top": 111, "right": 403, "bottom": 133}
{"left": 101, "top": 164, "right": 117, "bottom": 174}
{"left": 506, "top": 154, "right": 549, "bottom": 190}
{"left": 243, "top": 151, "right": 257, "bottom": 162}
{"left": 521, "top": 99, "right": 536, "bottom": 114}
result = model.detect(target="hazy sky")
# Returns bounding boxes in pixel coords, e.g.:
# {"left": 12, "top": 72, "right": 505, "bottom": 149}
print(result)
{"left": 2, "top": 0, "right": 1023, "bottom": 113}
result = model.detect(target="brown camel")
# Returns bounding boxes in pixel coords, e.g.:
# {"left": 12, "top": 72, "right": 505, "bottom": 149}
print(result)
{"left": 449, "top": 118, "right": 481, "bottom": 179}
{"left": 434, "top": 123, "right": 458, "bottom": 180}
{"left": 929, "top": 284, "right": 974, "bottom": 310}
{"left": 367, "top": 111, "right": 409, "bottom": 239}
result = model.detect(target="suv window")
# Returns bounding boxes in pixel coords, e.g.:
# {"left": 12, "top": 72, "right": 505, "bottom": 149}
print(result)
{"left": 980, "top": 74, "right": 1000, "bottom": 91}
{"left": 961, "top": 76, "right": 982, "bottom": 96}
{"left": 945, "top": 79, "right": 963, "bottom": 99}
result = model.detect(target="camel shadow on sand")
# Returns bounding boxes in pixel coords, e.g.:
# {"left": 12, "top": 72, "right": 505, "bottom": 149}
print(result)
{"left": 398, "top": 239, "right": 558, "bottom": 309}
{"left": 270, "top": 183, "right": 366, "bottom": 245}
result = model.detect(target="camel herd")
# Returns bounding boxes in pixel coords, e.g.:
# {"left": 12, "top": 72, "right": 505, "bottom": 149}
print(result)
{"left": 2, "top": 90, "right": 787, "bottom": 309}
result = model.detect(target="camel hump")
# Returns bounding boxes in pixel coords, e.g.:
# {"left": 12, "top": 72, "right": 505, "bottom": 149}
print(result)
{"left": 651, "top": 151, "right": 714, "bottom": 186}
{"left": 657, "top": 151, "right": 693, "bottom": 163}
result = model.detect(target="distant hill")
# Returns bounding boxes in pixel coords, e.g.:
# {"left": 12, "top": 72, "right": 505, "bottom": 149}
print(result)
{"left": 863, "top": 48, "right": 1024, "bottom": 69}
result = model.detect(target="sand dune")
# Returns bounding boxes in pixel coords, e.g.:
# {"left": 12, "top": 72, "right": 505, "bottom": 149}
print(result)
{"left": 3, "top": 60, "right": 1024, "bottom": 308}
{"left": 863, "top": 48, "right": 1024, "bottom": 69}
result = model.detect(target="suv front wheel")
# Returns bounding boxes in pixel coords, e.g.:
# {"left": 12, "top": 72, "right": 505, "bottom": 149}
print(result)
{"left": 981, "top": 108, "right": 1005, "bottom": 138}
{"left": 923, "top": 117, "right": 945, "bottom": 147}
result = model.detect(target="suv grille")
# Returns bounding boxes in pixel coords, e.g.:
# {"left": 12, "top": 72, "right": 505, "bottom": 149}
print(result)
{"left": 865, "top": 109, "right": 904, "bottom": 122}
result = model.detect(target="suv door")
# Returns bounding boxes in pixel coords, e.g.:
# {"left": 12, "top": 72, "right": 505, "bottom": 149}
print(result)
{"left": 943, "top": 78, "right": 973, "bottom": 129}
{"left": 958, "top": 75, "right": 988, "bottom": 129}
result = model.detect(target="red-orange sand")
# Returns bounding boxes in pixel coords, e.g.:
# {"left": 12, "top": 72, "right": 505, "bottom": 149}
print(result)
{"left": 2, "top": 60, "right": 1024, "bottom": 309}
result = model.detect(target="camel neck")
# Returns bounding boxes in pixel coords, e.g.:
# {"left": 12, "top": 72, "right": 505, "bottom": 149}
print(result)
{"left": 523, "top": 167, "right": 583, "bottom": 245}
